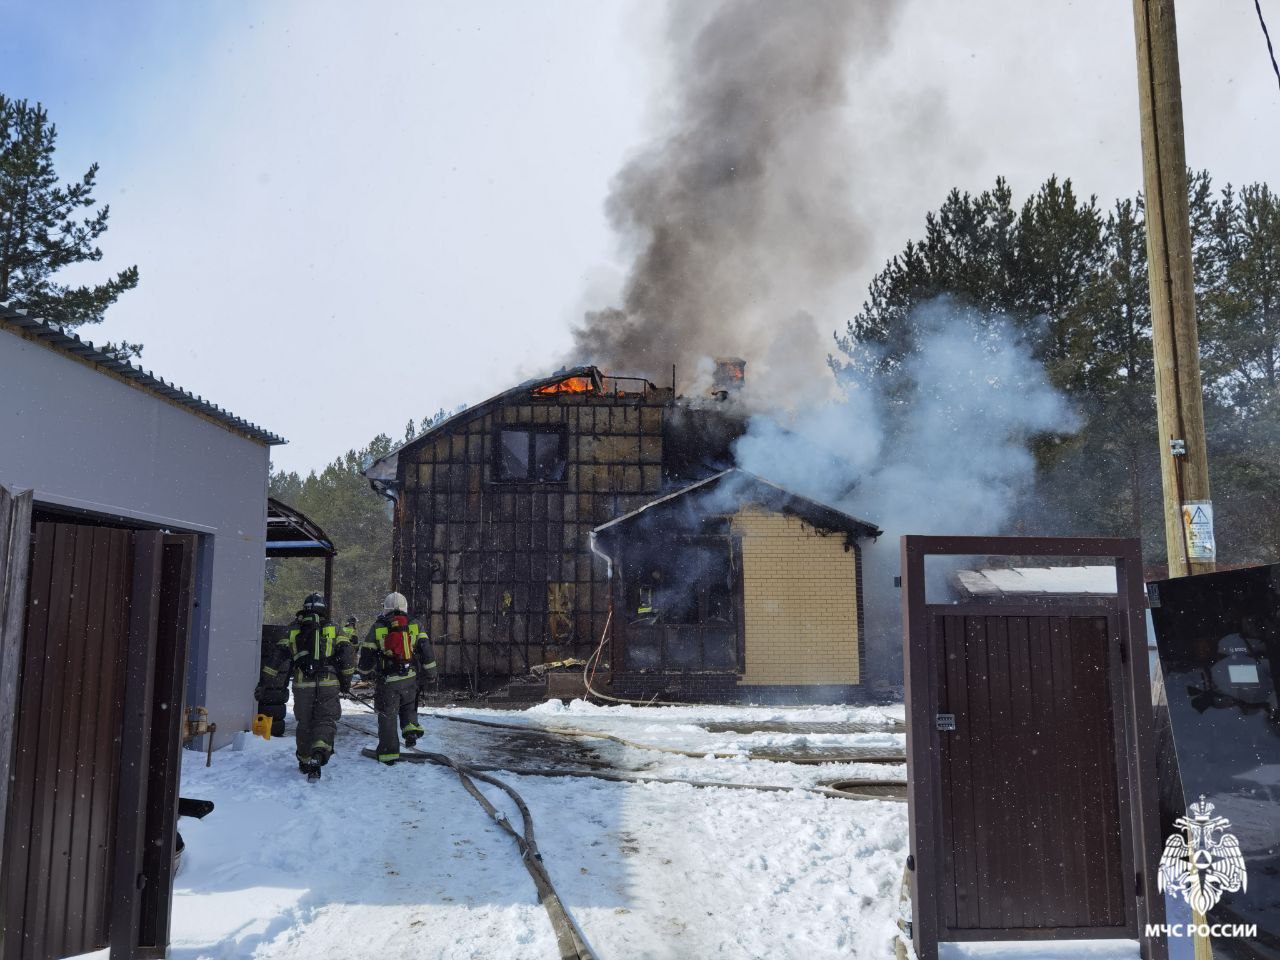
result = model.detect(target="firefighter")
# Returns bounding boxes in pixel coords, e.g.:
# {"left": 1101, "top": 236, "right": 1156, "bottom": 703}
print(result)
{"left": 260, "top": 592, "right": 356, "bottom": 779}
{"left": 358, "top": 592, "right": 434, "bottom": 764}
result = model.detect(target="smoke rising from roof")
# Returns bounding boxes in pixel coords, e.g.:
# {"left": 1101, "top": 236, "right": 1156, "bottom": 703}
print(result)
{"left": 570, "top": 2, "right": 1081, "bottom": 691}
{"left": 571, "top": 0, "right": 902, "bottom": 400}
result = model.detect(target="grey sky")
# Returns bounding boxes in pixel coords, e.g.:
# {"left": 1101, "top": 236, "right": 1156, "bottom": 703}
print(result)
{"left": 3, "top": 1, "right": 1276, "bottom": 472}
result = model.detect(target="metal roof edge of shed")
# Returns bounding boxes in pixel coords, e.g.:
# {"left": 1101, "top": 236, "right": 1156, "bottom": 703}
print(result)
{"left": 592, "top": 468, "right": 883, "bottom": 540}
{"left": 361, "top": 365, "right": 623, "bottom": 480}
{"left": 1, "top": 304, "right": 286, "bottom": 446}
{"left": 266, "top": 497, "right": 336, "bottom": 557}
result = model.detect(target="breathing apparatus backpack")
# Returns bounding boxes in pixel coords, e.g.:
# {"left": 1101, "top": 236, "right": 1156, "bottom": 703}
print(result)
{"left": 382, "top": 614, "right": 415, "bottom": 668}
{"left": 293, "top": 614, "right": 334, "bottom": 681}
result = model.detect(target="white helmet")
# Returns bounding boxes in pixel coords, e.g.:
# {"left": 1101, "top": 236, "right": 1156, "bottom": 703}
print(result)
{"left": 383, "top": 592, "right": 408, "bottom": 614}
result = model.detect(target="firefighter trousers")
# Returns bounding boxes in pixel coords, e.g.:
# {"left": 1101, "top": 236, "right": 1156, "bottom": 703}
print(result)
{"left": 293, "top": 682, "right": 341, "bottom": 763}
{"left": 375, "top": 678, "right": 423, "bottom": 762}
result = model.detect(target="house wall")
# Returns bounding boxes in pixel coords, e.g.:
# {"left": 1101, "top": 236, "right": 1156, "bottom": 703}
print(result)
{"left": 732, "top": 508, "right": 861, "bottom": 685}
{"left": 0, "top": 326, "right": 270, "bottom": 747}
{"left": 395, "top": 390, "right": 671, "bottom": 679}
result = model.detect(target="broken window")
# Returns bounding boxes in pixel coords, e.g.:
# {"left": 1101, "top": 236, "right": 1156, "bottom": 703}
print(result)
{"left": 623, "top": 539, "right": 739, "bottom": 672}
{"left": 626, "top": 541, "right": 733, "bottom": 626}
{"left": 495, "top": 428, "right": 566, "bottom": 482}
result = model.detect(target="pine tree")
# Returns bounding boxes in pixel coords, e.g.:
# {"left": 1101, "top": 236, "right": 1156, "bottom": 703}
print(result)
{"left": 841, "top": 171, "right": 1280, "bottom": 566}
{"left": 0, "top": 95, "right": 139, "bottom": 355}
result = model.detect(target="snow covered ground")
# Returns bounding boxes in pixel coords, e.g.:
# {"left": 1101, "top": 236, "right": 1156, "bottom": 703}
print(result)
{"left": 169, "top": 699, "right": 910, "bottom": 959}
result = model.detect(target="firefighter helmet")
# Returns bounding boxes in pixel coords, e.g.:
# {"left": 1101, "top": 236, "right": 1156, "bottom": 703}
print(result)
{"left": 383, "top": 592, "right": 408, "bottom": 614}
{"left": 302, "top": 592, "right": 326, "bottom": 613}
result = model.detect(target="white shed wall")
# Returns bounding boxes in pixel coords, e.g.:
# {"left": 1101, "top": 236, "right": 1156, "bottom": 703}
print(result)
{"left": 0, "top": 326, "right": 271, "bottom": 747}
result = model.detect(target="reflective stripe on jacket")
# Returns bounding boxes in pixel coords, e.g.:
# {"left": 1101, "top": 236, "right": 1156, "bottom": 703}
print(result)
{"left": 265, "top": 613, "right": 356, "bottom": 686}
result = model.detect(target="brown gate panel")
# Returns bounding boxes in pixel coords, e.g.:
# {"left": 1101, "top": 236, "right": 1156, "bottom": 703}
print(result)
{"left": 2, "top": 524, "right": 133, "bottom": 960}
{"left": 931, "top": 612, "right": 1128, "bottom": 934}
{"left": 902, "top": 536, "right": 1165, "bottom": 960}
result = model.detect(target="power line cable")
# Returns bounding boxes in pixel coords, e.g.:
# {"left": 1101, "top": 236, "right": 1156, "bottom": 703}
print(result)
{"left": 1256, "top": 0, "right": 1280, "bottom": 93}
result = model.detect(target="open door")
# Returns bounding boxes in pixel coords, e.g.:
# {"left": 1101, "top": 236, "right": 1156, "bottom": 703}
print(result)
{"left": 1, "top": 524, "right": 195, "bottom": 960}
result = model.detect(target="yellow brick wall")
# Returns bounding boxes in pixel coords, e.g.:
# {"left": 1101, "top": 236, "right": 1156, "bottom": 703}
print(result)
{"left": 732, "top": 507, "right": 860, "bottom": 685}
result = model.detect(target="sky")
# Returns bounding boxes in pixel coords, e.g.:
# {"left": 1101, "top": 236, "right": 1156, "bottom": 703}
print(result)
{"left": 2, "top": 0, "right": 1277, "bottom": 473}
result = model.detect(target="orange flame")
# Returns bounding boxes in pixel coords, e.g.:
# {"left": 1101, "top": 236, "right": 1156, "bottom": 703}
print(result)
{"left": 533, "top": 375, "right": 596, "bottom": 396}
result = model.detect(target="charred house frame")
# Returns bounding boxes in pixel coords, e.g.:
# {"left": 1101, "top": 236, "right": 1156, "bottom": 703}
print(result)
{"left": 367, "top": 367, "right": 739, "bottom": 687}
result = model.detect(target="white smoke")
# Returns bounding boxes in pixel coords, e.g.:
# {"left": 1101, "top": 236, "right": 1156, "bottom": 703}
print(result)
{"left": 732, "top": 299, "right": 1079, "bottom": 685}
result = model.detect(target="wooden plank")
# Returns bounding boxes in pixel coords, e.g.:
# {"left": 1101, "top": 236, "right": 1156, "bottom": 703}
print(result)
{"left": 945, "top": 614, "right": 980, "bottom": 930}
{"left": 964, "top": 616, "right": 995, "bottom": 929}
{"left": 983, "top": 615, "right": 1015, "bottom": 928}
{"left": 935, "top": 616, "right": 958, "bottom": 931}
{"left": 43, "top": 526, "right": 95, "bottom": 958}
{"left": 1002, "top": 616, "right": 1034, "bottom": 929}
{"left": 136, "top": 536, "right": 197, "bottom": 955}
{"left": 1, "top": 514, "right": 49, "bottom": 960}
{"left": 110, "top": 530, "right": 164, "bottom": 959}
{"left": 1080, "top": 616, "right": 1126, "bottom": 925}
{"left": 901, "top": 538, "right": 939, "bottom": 960}
{"left": 23, "top": 523, "right": 77, "bottom": 960}
{"left": 86, "top": 529, "right": 132, "bottom": 947}
{"left": 63, "top": 528, "right": 113, "bottom": 953}
{"left": 0, "top": 487, "right": 32, "bottom": 904}
{"left": 1056, "top": 616, "right": 1091, "bottom": 926}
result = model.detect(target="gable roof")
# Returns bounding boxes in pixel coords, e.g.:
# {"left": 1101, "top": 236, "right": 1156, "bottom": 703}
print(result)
{"left": 363, "top": 365, "right": 646, "bottom": 490}
{"left": 591, "top": 468, "right": 881, "bottom": 546}
{"left": 1, "top": 304, "right": 285, "bottom": 446}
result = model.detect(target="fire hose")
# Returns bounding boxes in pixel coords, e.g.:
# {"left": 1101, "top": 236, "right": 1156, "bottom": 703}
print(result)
{"left": 333, "top": 687, "right": 904, "bottom": 956}
{"left": 336, "top": 708, "right": 595, "bottom": 960}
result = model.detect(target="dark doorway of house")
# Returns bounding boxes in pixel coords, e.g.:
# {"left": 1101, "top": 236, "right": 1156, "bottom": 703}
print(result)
{"left": 1, "top": 521, "right": 195, "bottom": 960}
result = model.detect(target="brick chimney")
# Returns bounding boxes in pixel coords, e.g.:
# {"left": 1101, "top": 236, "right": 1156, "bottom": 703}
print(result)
{"left": 711, "top": 357, "right": 746, "bottom": 400}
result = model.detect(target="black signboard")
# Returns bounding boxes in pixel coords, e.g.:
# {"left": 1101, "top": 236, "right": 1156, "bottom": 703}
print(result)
{"left": 1150, "top": 564, "right": 1280, "bottom": 960}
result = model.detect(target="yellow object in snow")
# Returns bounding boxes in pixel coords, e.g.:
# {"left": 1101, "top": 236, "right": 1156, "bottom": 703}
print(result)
{"left": 251, "top": 713, "right": 272, "bottom": 740}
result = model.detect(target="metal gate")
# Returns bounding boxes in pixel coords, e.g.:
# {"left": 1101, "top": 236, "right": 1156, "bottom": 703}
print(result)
{"left": 901, "top": 536, "right": 1165, "bottom": 960}
{"left": 1, "top": 520, "right": 195, "bottom": 960}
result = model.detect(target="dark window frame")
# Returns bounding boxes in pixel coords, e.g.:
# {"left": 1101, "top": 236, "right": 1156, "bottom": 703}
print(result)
{"left": 491, "top": 424, "right": 569, "bottom": 484}
{"left": 621, "top": 536, "right": 742, "bottom": 673}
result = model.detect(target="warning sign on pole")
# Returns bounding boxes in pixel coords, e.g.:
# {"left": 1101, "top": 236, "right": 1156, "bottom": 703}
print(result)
{"left": 1182, "top": 500, "right": 1216, "bottom": 561}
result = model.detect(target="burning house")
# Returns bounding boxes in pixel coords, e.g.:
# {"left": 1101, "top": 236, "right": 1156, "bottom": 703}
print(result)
{"left": 591, "top": 469, "right": 880, "bottom": 702}
{"left": 364, "top": 361, "right": 881, "bottom": 700}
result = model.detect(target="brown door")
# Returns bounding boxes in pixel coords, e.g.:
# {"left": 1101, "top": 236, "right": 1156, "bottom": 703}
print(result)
{"left": 2, "top": 523, "right": 195, "bottom": 960}
{"left": 929, "top": 610, "right": 1132, "bottom": 936}
{"left": 2, "top": 524, "right": 133, "bottom": 960}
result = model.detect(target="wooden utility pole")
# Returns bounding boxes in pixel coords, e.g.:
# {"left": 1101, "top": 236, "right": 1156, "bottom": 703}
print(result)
{"left": 1134, "top": 3, "right": 1217, "bottom": 956}
{"left": 1133, "top": 0, "right": 1216, "bottom": 579}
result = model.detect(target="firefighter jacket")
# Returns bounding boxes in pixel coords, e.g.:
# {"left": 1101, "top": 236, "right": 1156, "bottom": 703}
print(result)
{"left": 358, "top": 612, "right": 436, "bottom": 684}
{"left": 262, "top": 612, "right": 357, "bottom": 689}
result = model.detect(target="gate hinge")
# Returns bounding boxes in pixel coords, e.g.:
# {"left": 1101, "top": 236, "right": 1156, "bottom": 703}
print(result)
{"left": 136, "top": 872, "right": 147, "bottom": 891}
{"left": 935, "top": 713, "right": 956, "bottom": 731}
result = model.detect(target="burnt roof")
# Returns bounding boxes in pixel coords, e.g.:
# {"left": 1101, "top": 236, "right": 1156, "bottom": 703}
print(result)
{"left": 363, "top": 365, "right": 662, "bottom": 488}
{"left": 1, "top": 304, "right": 285, "bottom": 445}
{"left": 591, "top": 468, "right": 882, "bottom": 548}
